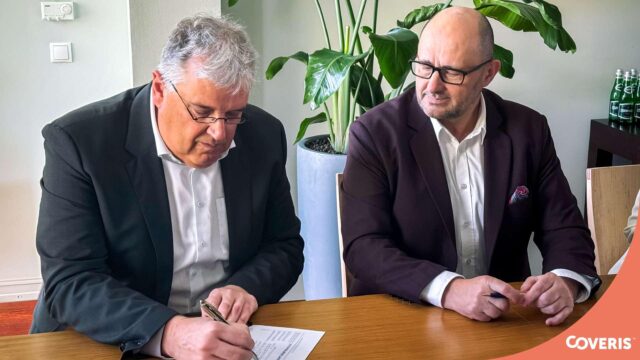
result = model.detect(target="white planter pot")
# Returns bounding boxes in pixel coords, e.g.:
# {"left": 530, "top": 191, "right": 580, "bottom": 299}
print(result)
{"left": 297, "top": 135, "right": 347, "bottom": 300}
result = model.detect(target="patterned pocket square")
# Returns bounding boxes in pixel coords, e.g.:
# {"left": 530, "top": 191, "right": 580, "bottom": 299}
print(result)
{"left": 509, "top": 185, "right": 529, "bottom": 205}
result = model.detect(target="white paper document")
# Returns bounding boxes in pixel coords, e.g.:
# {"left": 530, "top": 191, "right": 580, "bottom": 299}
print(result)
{"left": 249, "top": 325, "right": 324, "bottom": 360}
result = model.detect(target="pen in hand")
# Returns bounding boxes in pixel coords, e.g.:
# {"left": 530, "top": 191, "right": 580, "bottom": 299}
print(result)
{"left": 483, "top": 291, "right": 507, "bottom": 299}
{"left": 200, "top": 299, "right": 229, "bottom": 324}
{"left": 200, "top": 299, "right": 259, "bottom": 360}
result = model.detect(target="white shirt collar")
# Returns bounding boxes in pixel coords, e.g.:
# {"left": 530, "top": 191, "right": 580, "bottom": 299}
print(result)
{"left": 149, "top": 91, "right": 235, "bottom": 166}
{"left": 430, "top": 94, "right": 487, "bottom": 145}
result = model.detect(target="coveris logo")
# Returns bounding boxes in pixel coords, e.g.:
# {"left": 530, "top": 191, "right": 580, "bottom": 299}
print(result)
{"left": 565, "top": 335, "right": 633, "bottom": 350}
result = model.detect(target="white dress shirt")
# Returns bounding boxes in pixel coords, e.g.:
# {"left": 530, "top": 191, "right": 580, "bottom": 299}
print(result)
{"left": 419, "top": 95, "right": 593, "bottom": 307}
{"left": 142, "top": 92, "right": 235, "bottom": 357}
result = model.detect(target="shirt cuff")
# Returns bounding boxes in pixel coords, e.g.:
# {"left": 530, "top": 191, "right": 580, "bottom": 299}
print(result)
{"left": 139, "top": 325, "right": 170, "bottom": 359}
{"left": 551, "top": 269, "right": 593, "bottom": 303}
{"left": 419, "top": 271, "right": 464, "bottom": 308}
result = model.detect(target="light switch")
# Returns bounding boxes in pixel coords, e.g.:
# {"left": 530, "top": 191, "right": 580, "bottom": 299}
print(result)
{"left": 50, "top": 42, "right": 72, "bottom": 63}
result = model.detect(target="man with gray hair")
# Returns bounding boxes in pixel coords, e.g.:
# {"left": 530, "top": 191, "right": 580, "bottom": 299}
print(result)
{"left": 31, "top": 14, "right": 303, "bottom": 359}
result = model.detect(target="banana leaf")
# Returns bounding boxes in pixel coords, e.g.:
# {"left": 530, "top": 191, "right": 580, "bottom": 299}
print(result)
{"left": 265, "top": 51, "right": 309, "bottom": 80}
{"left": 350, "top": 64, "right": 385, "bottom": 109}
{"left": 397, "top": 2, "right": 451, "bottom": 29}
{"left": 303, "top": 49, "right": 367, "bottom": 110}
{"left": 493, "top": 44, "right": 514, "bottom": 78}
{"left": 295, "top": 112, "right": 327, "bottom": 144}
{"left": 474, "top": 0, "right": 576, "bottom": 53}
{"left": 368, "top": 28, "right": 419, "bottom": 89}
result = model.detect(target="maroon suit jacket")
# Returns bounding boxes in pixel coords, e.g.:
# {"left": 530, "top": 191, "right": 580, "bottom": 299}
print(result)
{"left": 341, "top": 88, "right": 598, "bottom": 303}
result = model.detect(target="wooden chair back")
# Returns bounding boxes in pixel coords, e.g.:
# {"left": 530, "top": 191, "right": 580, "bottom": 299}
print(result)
{"left": 336, "top": 173, "right": 354, "bottom": 297}
{"left": 586, "top": 164, "right": 640, "bottom": 274}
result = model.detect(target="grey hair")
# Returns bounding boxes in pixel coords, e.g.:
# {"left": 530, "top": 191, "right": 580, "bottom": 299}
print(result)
{"left": 158, "top": 14, "right": 257, "bottom": 94}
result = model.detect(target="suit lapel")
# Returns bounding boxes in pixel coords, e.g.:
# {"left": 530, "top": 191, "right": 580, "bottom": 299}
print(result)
{"left": 482, "top": 90, "right": 512, "bottom": 264}
{"left": 124, "top": 84, "right": 174, "bottom": 303}
{"left": 220, "top": 134, "right": 252, "bottom": 271}
{"left": 407, "top": 93, "right": 456, "bottom": 248}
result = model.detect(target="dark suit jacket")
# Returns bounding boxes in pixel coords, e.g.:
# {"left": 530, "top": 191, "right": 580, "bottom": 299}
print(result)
{"left": 341, "top": 88, "right": 598, "bottom": 303}
{"left": 31, "top": 84, "right": 304, "bottom": 353}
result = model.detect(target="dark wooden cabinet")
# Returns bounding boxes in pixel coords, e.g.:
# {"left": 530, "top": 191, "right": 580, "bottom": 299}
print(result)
{"left": 584, "top": 119, "right": 640, "bottom": 220}
{"left": 587, "top": 119, "right": 640, "bottom": 167}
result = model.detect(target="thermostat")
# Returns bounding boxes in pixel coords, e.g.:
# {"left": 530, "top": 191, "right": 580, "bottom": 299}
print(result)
{"left": 41, "top": 2, "right": 75, "bottom": 21}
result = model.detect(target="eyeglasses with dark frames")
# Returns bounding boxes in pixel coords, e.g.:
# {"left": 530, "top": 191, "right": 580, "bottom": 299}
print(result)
{"left": 409, "top": 58, "right": 493, "bottom": 85}
{"left": 168, "top": 81, "right": 246, "bottom": 125}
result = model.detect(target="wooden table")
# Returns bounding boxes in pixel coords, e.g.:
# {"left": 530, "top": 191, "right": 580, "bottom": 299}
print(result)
{"left": 0, "top": 329, "right": 121, "bottom": 360}
{"left": 0, "top": 276, "right": 613, "bottom": 359}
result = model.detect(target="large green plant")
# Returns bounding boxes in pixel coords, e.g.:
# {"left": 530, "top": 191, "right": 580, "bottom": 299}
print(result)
{"left": 231, "top": 0, "right": 576, "bottom": 154}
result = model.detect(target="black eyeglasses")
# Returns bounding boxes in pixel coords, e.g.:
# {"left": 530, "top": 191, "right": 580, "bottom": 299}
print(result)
{"left": 168, "top": 81, "right": 246, "bottom": 125}
{"left": 409, "top": 58, "right": 493, "bottom": 85}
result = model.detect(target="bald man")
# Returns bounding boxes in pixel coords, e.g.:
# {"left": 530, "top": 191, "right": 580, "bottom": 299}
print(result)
{"left": 341, "top": 7, "right": 599, "bottom": 326}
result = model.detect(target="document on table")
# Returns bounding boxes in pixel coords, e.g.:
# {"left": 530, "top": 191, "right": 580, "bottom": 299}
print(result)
{"left": 249, "top": 325, "right": 324, "bottom": 360}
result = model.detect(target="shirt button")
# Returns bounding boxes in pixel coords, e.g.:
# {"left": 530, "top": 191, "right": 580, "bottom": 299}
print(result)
{"left": 465, "top": 259, "right": 472, "bottom": 265}
{"left": 463, "top": 221, "right": 471, "bottom": 228}
{"left": 197, "top": 201, "right": 204, "bottom": 208}
{"left": 461, "top": 184, "right": 468, "bottom": 190}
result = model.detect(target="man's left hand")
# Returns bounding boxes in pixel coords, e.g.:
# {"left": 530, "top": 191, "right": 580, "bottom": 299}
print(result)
{"left": 520, "top": 272, "right": 579, "bottom": 326}
{"left": 204, "top": 285, "right": 258, "bottom": 324}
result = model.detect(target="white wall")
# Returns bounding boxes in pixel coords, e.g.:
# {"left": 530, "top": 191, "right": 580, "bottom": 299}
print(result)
{"left": 0, "top": 0, "right": 132, "bottom": 301}
{"left": 0, "top": 0, "right": 221, "bottom": 301}
{"left": 224, "top": 0, "right": 639, "bottom": 278}
{"left": 223, "top": 0, "right": 314, "bottom": 300}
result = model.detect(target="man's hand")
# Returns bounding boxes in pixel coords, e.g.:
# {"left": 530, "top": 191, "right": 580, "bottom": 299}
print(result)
{"left": 442, "top": 275, "right": 523, "bottom": 321}
{"left": 161, "top": 315, "right": 254, "bottom": 360}
{"left": 204, "top": 285, "right": 258, "bottom": 324}
{"left": 520, "top": 272, "right": 579, "bottom": 326}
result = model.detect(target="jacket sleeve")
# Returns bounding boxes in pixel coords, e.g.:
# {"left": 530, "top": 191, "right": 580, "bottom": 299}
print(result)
{"left": 532, "top": 117, "right": 599, "bottom": 281}
{"left": 223, "top": 123, "right": 304, "bottom": 305}
{"left": 341, "top": 120, "right": 449, "bottom": 303}
{"left": 36, "top": 123, "right": 177, "bottom": 353}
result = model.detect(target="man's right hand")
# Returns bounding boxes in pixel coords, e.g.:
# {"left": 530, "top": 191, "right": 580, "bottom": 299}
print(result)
{"left": 441, "top": 276, "right": 523, "bottom": 321}
{"left": 161, "top": 315, "right": 255, "bottom": 360}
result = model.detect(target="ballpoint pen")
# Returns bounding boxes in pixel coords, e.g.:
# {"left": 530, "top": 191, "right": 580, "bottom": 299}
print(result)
{"left": 483, "top": 291, "right": 507, "bottom": 299}
{"left": 200, "top": 299, "right": 230, "bottom": 324}
{"left": 200, "top": 299, "right": 259, "bottom": 360}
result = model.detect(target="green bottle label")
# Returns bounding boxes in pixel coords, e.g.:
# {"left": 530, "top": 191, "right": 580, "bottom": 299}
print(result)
{"left": 619, "top": 103, "right": 634, "bottom": 120}
{"left": 615, "top": 84, "right": 624, "bottom": 91}
{"left": 610, "top": 101, "right": 620, "bottom": 117}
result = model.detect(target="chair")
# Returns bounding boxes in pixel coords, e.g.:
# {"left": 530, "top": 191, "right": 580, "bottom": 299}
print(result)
{"left": 586, "top": 164, "right": 640, "bottom": 274}
{"left": 336, "top": 173, "right": 354, "bottom": 297}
